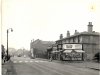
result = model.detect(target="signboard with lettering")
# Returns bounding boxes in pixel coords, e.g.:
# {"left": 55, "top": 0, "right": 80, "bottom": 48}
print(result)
{"left": 63, "top": 44, "right": 82, "bottom": 49}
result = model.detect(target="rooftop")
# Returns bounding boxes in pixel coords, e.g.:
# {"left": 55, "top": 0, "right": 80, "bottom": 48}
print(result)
{"left": 31, "top": 39, "right": 55, "bottom": 45}
{"left": 56, "top": 31, "right": 100, "bottom": 42}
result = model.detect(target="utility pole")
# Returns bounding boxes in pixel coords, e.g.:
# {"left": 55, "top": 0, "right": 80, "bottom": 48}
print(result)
{"left": 6, "top": 28, "right": 13, "bottom": 61}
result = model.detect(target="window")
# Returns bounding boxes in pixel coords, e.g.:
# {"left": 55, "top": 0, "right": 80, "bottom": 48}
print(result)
{"left": 78, "top": 36, "right": 82, "bottom": 43}
{"left": 73, "top": 38, "right": 75, "bottom": 43}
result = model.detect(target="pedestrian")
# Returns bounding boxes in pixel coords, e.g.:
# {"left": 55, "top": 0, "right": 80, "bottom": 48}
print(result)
{"left": 50, "top": 53, "right": 53, "bottom": 62}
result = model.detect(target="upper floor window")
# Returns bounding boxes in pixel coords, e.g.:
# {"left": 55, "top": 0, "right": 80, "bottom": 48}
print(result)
{"left": 78, "top": 36, "right": 82, "bottom": 43}
{"left": 66, "top": 40, "right": 69, "bottom": 43}
{"left": 73, "top": 38, "right": 75, "bottom": 43}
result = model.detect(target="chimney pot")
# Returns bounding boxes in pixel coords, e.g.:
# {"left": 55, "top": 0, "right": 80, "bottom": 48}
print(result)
{"left": 60, "top": 34, "right": 63, "bottom": 39}
{"left": 88, "top": 22, "right": 93, "bottom": 33}
{"left": 67, "top": 31, "right": 70, "bottom": 37}
{"left": 74, "top": 30, "right": 79, "bottom": 35}
{"left": 89, "top": 22, "right": 92, "bottom": 25}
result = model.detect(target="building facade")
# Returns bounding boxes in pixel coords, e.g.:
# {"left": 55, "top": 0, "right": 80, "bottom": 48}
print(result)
{"left": 55, "top": 22, "right": 100, "bottom": 60}
{"left": 47, "top": 44, "right": 58, "bottom": 60}
{"left": 30, "top": 39, "right": 55, "bottom": 58}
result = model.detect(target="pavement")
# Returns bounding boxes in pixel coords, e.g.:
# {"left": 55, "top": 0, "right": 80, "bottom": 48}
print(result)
{"left": 2, "top": 60, "right": 17, "bottom": 75}
{"left": 36, "top": 58, "right": 100, "bottom": 71}
{"left": 2, "top": 57, "right": 99, "bottom": 75}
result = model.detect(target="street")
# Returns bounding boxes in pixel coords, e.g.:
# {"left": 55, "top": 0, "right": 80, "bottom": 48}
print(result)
{"left": 3, "top": 56, "right": 99, "bottom": 75}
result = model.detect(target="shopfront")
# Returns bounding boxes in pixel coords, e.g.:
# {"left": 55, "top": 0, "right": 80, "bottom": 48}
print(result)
{"left": 62, "top": 44, "right": 85, "bottom": 60}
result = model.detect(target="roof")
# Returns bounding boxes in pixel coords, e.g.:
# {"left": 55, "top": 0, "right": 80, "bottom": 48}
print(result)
{"left": 41, "top": 41, "right": 55, "bottom": 45}
{"left": 32, "top": 39, "right": 55, "bottom": 45}
{"left": 56, "top": 31, "right": 100, "bottom": 42}
{"left": 31, "top": 39, "right": 55, "bottom": 51}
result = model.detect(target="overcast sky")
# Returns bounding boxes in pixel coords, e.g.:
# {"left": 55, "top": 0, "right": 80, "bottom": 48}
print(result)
{"left": 1, "top": 0, "right": 100, "bottom": 50}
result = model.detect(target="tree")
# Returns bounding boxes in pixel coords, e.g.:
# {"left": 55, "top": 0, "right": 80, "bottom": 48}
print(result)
{"left": 1, "top": 45, "right": 5, "bottom": 59}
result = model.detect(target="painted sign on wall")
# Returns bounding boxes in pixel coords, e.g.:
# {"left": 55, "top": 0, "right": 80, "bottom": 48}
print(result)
{"left": 63, "top": 44, "right": 82, "bottom": 49}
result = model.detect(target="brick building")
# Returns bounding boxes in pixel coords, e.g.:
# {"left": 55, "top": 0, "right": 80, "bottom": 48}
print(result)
{"left": 55, "top": 22, "right": 100, "bottom": 60}
{"left": 30, "top": 39, "right": 55, "bottom": 58}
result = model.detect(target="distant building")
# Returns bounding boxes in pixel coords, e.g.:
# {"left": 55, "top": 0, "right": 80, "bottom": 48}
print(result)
{"left": 30, "top": 39, "right": 55, "bottom": 58}
{"left": 55, "top": 22, "right": 100, "bottom": 60}
{"left": 8, "top": 48, "right": 17, "bottom": 56}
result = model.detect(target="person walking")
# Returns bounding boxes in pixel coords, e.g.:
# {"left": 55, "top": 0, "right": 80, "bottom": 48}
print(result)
{"left": 50, "top": 53, "right": 53, "bottom": 62}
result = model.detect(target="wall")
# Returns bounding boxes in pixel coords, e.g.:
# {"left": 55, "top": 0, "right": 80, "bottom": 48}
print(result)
{"left": 82, "top": 35, "right": 100, "bottom": 60}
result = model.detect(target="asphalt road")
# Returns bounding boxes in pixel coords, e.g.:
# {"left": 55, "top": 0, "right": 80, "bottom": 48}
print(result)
{"left": 7, "top": 56, "right": 99, "bottom": 75}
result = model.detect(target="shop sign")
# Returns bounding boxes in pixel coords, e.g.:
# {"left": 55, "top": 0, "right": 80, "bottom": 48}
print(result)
{"left": 63, "top": 44, "right": 82, "bottom": 49}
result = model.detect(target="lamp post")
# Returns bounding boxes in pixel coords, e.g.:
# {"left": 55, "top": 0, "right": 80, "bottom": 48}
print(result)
{"left": 7, "top": 28, "right": 13, "bottom": 61}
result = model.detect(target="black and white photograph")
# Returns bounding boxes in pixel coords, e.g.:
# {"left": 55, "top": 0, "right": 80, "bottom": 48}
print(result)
{"left": 1, "top": 0, "right": 100, "bottom": 75}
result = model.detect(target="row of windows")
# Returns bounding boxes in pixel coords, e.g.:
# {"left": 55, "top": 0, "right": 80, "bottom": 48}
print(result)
{"left": 56, "top": 35, "right": 99, "bottom": 44}
{"left": 56, "top": 36, "right": 82, "bottom": 44}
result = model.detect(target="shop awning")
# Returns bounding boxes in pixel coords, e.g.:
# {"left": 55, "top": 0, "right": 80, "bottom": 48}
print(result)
{"left": 52, "top": 51, "right": 60, "bottom": 53}
{"left": 75, "top": 50, "right": 85, "bottom": 53}
{"left": 63, "top": 50, "right": 72, "bottom": 53}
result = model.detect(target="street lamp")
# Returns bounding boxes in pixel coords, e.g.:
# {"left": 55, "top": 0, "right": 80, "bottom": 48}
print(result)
{"left": 7, "top": 28, "right": 13, "bottom": 61}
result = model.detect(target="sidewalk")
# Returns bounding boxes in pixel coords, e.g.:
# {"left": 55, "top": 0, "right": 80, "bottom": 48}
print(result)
{"left": 2, "top": 60, "right": 14, "bottom": 75}
{"left": 55, "top": 60, "right": 100, "bottom": 71}
{"left": 54, "top": 60, "right": 100, "bottom": 71}
{"left": 85, "top": 61, "right": 100, "bottom": 71}
{"left": 36, "top": 58, "right": 100, "bottom": 71}
{"left": 2, "top": 61, "right": 9, "bottom": 75}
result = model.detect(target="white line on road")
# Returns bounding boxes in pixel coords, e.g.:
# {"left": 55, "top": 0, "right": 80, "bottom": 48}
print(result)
{"left": 13, "top": 60, "right": 48, "bottom": 63}
{"left": 35, "top": 61, "right": 39, "bottom": 62}
{"left": 25, "top": 61, "right": 28, "bottom": 63}
{"left": 13, "top": 61, "right": 17, "bottom": 63}
{"left": 30, "top": 61, "right": 33, "bottom": 62}
{"left": 19, "top": 61, "right": 23, "bottom": 63}
{"left": 34, "top": 60, "right": 47, "bottom": 63}
{"left": 39, "top": 61, "right": 45, "bottom": 62}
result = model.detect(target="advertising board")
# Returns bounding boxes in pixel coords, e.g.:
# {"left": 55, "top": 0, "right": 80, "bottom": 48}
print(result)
{"left": 63, "top": 44, "right": 82, "bottom": 49}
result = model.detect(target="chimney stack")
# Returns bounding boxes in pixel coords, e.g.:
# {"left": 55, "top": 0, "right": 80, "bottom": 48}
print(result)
{"left": 31, "top": 40, "right": 32, "bottom": 42}
{"left": 60, "top": 34, "right": 63, "bottom": 39}
{"left": 88, "top": 22, "right": 93, "bottom": 33}
{"left": 67, "top": 31, "right": 70, "bottom": 37}
{"left": 74, "top": 30, "right": 79, "bottom": 35}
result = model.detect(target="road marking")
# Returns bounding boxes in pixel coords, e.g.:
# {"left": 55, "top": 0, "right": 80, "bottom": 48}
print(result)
{"left": 19, "top": 61, "right": 23, "bottom": 63}
{"left": 34, "top": 60, "right": 47, "bottom": 63}
{"left": 40, "top": 61, "right": 47, "bottom": 62}
{"left": 39, "top": 61, "right": 44, "bottom": 62}
{"left": 30, "top": 61, "right": 33, "bottom": 62}
{"left": 25, "top": 61, "right": 28, "bottom": 63}
{"left": 35, "top": 60, "right": 39, "bottom": 62}
{"left": 13, "top": 61, "right": 17, "bottom": 63}
{"left": 13, "top": 60, "right": 48, "bottom": 63}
